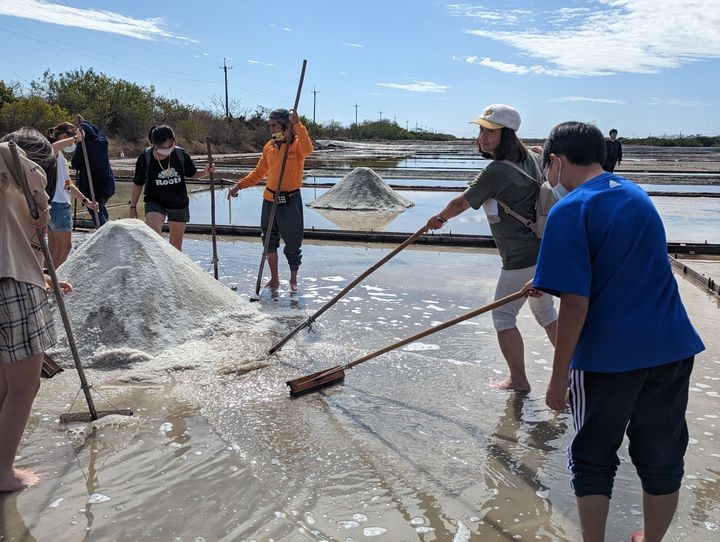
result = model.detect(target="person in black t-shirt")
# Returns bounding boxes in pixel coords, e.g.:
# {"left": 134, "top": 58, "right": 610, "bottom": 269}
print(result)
{"left": 130, "top": 125, "right": 213, "bottom": 251}
{"left": 602, "top": 128, "right": 623, "bottom": 172}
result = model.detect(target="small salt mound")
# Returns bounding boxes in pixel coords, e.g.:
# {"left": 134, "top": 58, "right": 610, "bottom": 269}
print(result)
{"left": 55, "top": 219, "right": 263, "bottom": 361}
{"left": 307, "top": 167, "right": 413, "bottom": 210}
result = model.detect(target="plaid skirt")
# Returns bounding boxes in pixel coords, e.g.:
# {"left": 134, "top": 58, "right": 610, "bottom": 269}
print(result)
{"left": 0, "top": 278, "right": 56, "bottom": 363}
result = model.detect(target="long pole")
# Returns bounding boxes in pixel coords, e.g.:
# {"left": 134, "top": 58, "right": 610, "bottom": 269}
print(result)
{"left": 8, "top": 140, "right": 99, "bottom": 420}
{"left": 220, "top": 58, "right": 233, "bottom": 119}
{"left": 268, "top": 224, "right": 427, "bottom": 355}
{"left": 251, "top": 59, "right": 307, "bottom": 299}
{"left": 205, "top": 136, "right": 219, "bottom": 280}
{"left": 76, "top": 116, "right": 101, "bottom": 228}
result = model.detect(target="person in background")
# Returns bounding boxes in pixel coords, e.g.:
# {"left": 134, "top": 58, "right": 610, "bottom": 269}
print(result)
{"left": 0, "top": 129, "right": 72, "bottom": 492}
{"left": 227, "top": 108, "right": 313, "bottom": 293}
{"left": 425, "top": 104, "right": 557, "bottom": 391}
{"left": 602, "top": 128, "right": 623, "bottom": 172}
{"left": 528, "top": 121, "right": 704, "bottom": 542}
{"left": 45, "top": 122, "right": 99, "bottom": 267}
{"left": 129, "top": 125, "right": 213, "bottom": 251}
{"left": 70, "top": 119, "right": 115, "bottom": 226}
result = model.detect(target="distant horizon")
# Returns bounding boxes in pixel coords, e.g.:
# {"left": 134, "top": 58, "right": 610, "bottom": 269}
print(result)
{"left": 1, "top": 1, "right": 719, "bottom": 138}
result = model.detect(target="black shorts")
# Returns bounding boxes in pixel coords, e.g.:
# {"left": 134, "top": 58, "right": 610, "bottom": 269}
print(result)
{"left": 568, "top": 357, "right": 694, "bottom": 498}
{"left": 144, "top": 201, "right": 190, "bottom": 223}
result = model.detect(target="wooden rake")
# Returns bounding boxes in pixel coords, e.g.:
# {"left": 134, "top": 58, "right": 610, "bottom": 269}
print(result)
{"left": 286, "top": 290, "right": 526, "bottom": 396}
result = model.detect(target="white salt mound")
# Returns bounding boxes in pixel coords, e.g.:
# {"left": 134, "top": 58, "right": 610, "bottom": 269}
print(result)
{"left": 307, "top": 167, "right": 413, "bottom": 210}
{"left": 54, "top": 219, "right": 262, "bottom": 362}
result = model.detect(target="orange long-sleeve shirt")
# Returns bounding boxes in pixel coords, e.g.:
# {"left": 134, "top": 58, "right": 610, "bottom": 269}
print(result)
{"left": 236, "top": 122, "right": 313, "bottom": 201}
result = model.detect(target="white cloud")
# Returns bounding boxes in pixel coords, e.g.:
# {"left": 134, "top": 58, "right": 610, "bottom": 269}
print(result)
{"left": 283, "top": 27, "right": 292, "bottom": 32}
{"left": 342, "top": 42, "right": 364, "bottom": 48}
{"left": 647, "top": 98, "right": 712, "bottom": 107}
{"left": 247, "top": 60, "right": 276, "bottom": 67}
{"left": 0, "top": 0, "right": 193, "bottom": 41}
{"left": 548, "top": 96, "right": 626, "bottom": 104}
{"left": 446, "top": 4, "right": 522, "bottom": 24}
{"left": 376, "top": 81, "right": 448, "bottom": 93}
{"left": 457, "top": 0, "right": 720, "bottom": 77}
{"left": 458, "top": 55, "right": 548, "bottom": 75}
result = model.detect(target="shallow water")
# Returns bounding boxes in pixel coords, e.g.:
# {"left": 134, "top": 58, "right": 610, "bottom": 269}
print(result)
{"left": 3, "top": 238, "right": 719, "bottom": 541}
{"left": 184, "top": 186, "right": 720, "bottom": 243}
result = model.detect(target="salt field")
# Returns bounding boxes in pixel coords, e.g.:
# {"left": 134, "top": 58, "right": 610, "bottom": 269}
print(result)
{"left": 2, "top": 142, "right": 719, "bottom": 541}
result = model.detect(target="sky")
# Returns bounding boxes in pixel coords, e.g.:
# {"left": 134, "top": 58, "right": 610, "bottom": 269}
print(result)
{"left": 1, "top": 0, "right": 719, "bottom": 139}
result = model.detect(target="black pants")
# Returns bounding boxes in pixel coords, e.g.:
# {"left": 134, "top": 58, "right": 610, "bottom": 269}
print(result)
{"left": 568, "top": 357, "right": 694, "bottom": 498}
{"left": 260, "top": 193, "right": 303, "bottom": 271}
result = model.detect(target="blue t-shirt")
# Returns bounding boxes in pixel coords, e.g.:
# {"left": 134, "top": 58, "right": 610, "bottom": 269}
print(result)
{"left": 533, "top": 172, "right": 704, "bottom": 372}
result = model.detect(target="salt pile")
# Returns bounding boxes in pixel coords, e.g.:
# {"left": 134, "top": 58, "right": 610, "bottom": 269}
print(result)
{"left": 307, "top": 167, "right": 413, "bottom": 210}
{"left": 54, "top": 219, "right": 265, "bottom": 363}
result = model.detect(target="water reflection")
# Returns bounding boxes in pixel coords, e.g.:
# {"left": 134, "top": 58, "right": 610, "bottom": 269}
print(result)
{"left": 0, "top": 493, "right": 37, "bottom": 541}
{"left": 481, "top": 393, "right": 571, "bottom": 540}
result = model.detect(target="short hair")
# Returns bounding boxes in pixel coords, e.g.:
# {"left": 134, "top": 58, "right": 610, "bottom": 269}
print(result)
{"left": 148, "top": 125, "right": 175, "bottom": 145}
{"left": 269, "top": 109, "right": 290, "bottom": 130}
{"left": 47, "top": 121, "right": 77, "bottom": 143}
{"left": 481, "top": 127, "right": 528, "bottom": 162}
{"left": 609, "top": 128, "right": 618, "bottom": 135}
{"left": 542, "top": 121, "right": 606, "bottom": 167}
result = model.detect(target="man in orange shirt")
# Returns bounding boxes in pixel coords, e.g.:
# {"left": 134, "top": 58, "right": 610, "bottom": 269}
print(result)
{"left": 228, "top": 108, "right": 313, "bottom": 292}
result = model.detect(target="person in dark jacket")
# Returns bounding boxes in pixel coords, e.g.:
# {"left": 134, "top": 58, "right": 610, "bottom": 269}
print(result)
{"left": 70, "top": 120, "right": 115, "bottom": 225}
{"left": 602, "top": 128, "right": 622, "bottom": 172}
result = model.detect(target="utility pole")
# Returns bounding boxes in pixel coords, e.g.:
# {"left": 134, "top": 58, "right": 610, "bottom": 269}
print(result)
{"left": 379, "top": 108, "right": 383, "bottom": 121}
{"left": 354, "top": 102, "right": 359, "bottom": 125}
{"left": 393, "top": 115, "right": 397, "bottom": 125}
{"left": 406, "top": 120, "right": 409, "bottom": 131}
{"left": 312, "top": 86, "right": 319, "bottom": 123}
{"left": 219, "top": 58, "right": 233, "bottom": 119}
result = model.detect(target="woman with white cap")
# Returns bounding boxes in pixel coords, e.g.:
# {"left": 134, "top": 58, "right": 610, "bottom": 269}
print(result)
{"left": 425, "top": 104, "right": 557, "bottom": 392}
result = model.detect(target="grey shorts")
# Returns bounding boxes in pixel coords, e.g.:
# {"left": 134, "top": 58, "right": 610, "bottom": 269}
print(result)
{"left": 0, "top": 278, "right": 56, "bottom": 363}
{"left": 49, "top": 202, "right": 72, "bottom": 232}
{"left": 144, "top": 201, "right": 190, "bottom": 223}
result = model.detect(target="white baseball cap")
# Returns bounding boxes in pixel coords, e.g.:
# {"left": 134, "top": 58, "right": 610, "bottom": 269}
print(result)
{"left": 470, "top": 104, "right": 521, "bottom": 131}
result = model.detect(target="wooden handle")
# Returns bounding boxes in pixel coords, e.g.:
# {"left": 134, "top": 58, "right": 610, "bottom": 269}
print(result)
{"left": 253, "top": 59, "right": 308, "bottom": 296}
{"left": 344, "top": 290, "right": 527, "bottom": 370}
{"left": 267, "top": 223, "right": 428, "bottom": 355}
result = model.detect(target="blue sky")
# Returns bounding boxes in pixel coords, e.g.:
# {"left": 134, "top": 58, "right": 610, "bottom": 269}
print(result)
{"left": 1, "top": 0, "right": 719, "bottom": 138}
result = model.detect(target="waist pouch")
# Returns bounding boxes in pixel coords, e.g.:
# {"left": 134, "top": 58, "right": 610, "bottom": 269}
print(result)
{"left": 266, "top": 187, "right": 299, "bottom": 205}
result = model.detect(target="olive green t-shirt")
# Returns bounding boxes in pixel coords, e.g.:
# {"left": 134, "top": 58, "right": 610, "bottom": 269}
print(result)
{"left": 464, "top": 151, "right": 542, "bottom": 270}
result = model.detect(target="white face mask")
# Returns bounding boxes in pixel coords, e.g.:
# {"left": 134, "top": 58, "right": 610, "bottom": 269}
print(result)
{"left": 156, "top": 145, "right": 175, "bottom": 156}
{"left": 272, "top": 131, "right": 285, "bottom": 141}
{"left": 551, "top": 160, "right": 570, "bottom": 199}
{"left": 63, "top": 143, "right": 76, "bottom": 154}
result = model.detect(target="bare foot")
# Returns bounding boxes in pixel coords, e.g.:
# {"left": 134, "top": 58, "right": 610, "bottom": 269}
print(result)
{"left": 630, "top": 531, "right": 644, "bottom": 542}
{"left": 263, "top": 280, "right": 280, "bottom": 291}
{"left": 289, "top": 282, "right": 298, "bottom": 294}
{"left": 0, "top": 468, "right": 41, "bottom": 492}
{"left": 491, "top": 377, "right": 531, "bottom": 392}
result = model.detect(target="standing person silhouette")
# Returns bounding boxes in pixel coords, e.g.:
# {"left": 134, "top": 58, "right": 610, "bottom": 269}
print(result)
{"left": 426, "top": 104, "right": 557, "bottom": 391}
{"left": 602, "top": 128, "right": 623, "bottom": 172}
{"left": 227, "top": 109, "right": 313, "bottom": 293}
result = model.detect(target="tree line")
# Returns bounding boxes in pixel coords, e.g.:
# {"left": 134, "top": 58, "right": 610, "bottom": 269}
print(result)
{"left": 0, "top": 68, "right": 455, "bottom": 156}
{"left": 1, "top": 69, "right": 717, "bottom": 156}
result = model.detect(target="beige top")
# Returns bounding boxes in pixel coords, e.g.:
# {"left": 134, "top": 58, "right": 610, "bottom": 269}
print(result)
{"left": 0, "top": 142, "right": 49, "bottom": 289}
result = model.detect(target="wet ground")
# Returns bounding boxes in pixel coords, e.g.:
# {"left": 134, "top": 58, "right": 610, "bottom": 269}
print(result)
{"left": 2, "top": 238, "right": 718, "bottom": 542}
{"left": 3, "top": 141, "right": 719, "bottom": 541}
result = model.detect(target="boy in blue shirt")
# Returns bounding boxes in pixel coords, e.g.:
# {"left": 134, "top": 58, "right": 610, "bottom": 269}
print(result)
{"left": 528, "top": 121, "right": 704, "bottom": 542}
